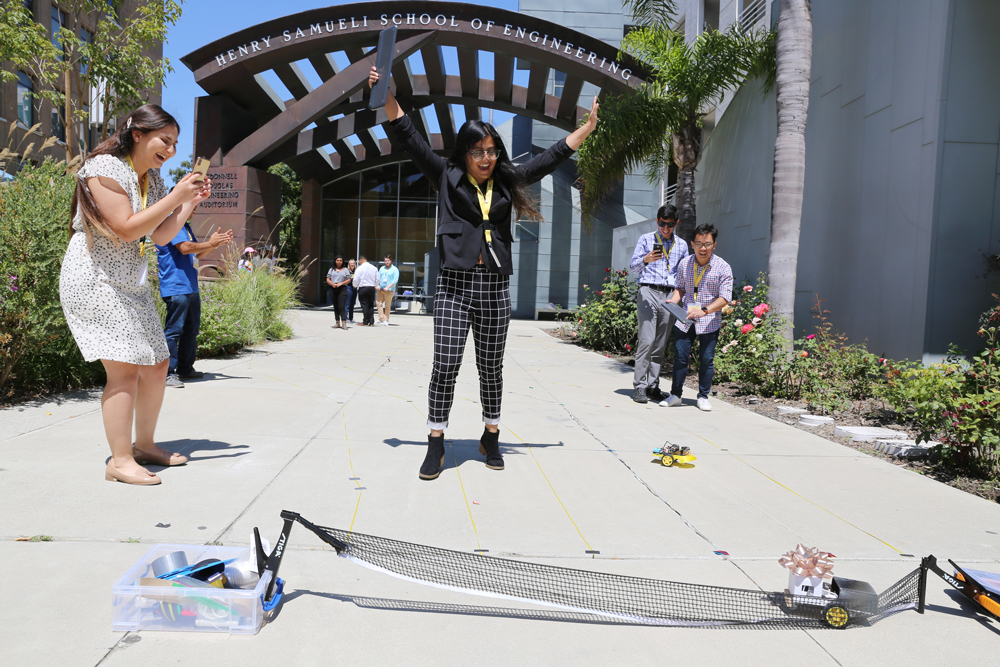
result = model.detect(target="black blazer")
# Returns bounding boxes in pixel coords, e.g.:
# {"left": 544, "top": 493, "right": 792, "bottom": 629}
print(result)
{"left": 390, "top": 115, "right": 576, "bottom": 275}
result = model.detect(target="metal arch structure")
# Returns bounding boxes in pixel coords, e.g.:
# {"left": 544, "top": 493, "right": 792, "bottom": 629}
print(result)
{"left": 180, "top": 1, "right": 651, "bottom": 300}
{"left": 181, "top": 1, "right": 650, "bottom": 181}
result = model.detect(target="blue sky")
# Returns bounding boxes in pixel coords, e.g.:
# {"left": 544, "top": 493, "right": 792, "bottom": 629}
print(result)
{"left": 160, "top": 0, "right": 522, "bottom": 176}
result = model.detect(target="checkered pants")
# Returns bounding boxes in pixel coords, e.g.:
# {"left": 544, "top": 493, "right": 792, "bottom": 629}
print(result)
{"left": 427, "top": 267, "right": 511, "bottom": 430}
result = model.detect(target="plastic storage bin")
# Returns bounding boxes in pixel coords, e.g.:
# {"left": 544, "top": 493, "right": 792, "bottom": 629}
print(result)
{"left": 112, "top": 543, "right": 272, "bottom": 634}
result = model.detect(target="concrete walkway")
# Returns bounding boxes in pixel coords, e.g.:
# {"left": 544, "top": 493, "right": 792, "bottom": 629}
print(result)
{"left": 2, "top": 309, "right": 999, "bottom": 666}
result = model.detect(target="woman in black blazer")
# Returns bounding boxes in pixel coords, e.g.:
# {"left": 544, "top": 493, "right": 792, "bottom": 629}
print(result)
{"left": 369, "top": 67, "right": 599, "bottom": 481}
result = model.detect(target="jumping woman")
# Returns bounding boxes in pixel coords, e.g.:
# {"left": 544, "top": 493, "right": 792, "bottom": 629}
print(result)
{"left": 369, "top": 67, "right": 600, "bottom": 480}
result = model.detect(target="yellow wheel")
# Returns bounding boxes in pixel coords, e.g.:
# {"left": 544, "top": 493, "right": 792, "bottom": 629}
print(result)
{"left": 660, "top": 455, "right": 675, "bottom": 467}
{"left": 823, "top": 604, "right": 850, "bottom": 629}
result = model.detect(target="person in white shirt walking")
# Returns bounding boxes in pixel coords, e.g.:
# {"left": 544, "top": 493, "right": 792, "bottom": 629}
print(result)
{"left": 352, "top": 255, "right": 380, "bottom": 326}
{"left": 377, "top": 254, "right": 400, "bottom": 325}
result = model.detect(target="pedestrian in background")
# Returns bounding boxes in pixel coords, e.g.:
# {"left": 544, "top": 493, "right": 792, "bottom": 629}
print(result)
{"left": 353, "top": 255, "right": 379, "bottom": 326}
{"left": 157, "top": 222, "right": 234, "bottom": 388}
{"left": 238, "top": 247, "right": 255, "bottom": 272}
{"left": 377, "top": 254, "right": 399, "bottom": 326}
{"left": 628, "top": 204, "right": 688, "bottom": 403}
{"left": 326, "top": 255, "right": 351, "bottom": 330}
{"left": 345, "top": 258, "right": 357, "bottom": 323}
{"left": 664, "top": 223, "right": 733, "bottom": 412}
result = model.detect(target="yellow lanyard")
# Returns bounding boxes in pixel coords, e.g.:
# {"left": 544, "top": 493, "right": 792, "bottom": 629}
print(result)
{"left": 655, "top": 230, "right": 675, "bottom": 259}
{"left": 693, "top": 261, "right": 709, "bottom": 302}
{"left": 466, "top": 173, "right": 493, "bottom": 220}
{"left": 124, "top": 155, "right": 149, "bottom": 256}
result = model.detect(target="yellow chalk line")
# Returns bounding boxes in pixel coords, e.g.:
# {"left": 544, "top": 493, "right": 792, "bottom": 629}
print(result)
{"left": 655, "top": 412, "right": 903, "bottom": 554}
{"left": 448, "top": 439, "right": 483, "bottom": 552}
{"left": 503, "top": 423, "right": 594, "bottom": 552}
{"left": 343, "top": 408, "right": 364, "bottom": 533}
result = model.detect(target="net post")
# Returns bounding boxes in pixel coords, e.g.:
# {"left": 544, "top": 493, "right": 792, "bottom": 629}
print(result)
{"left": 261, "top": 514, "right": 297, "bottom": 603}
{"left": 917, "top": 556, "right": 932, "bottom": 614}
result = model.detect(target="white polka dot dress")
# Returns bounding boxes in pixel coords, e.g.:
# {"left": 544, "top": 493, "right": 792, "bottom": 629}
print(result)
{"left": 59, "top": 154, "right": 170, "bottom": 365}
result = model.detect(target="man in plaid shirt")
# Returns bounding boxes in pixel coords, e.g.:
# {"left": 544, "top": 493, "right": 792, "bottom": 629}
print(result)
{"left": 664, "top": 223, "right": 733, "bottom": 411}
{"left": 628, "top": 204, "right": 689, "bottom": 403}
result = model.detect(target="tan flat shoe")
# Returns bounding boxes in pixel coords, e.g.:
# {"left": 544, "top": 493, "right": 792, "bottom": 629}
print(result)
{"left": 106, "top": 461, "right": 161, "bottom": 485}
{"left": 132, "top": 446, "right": 188, "bottom": 467}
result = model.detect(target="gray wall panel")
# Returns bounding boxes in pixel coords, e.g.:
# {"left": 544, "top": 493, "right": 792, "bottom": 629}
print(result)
{"left": 864, "top": 0, "right": 898, "bottom": 117}
{"left": 941, "top": 0, "right": 1000, "bottom": 144}
{"left": 926, "top": 142, "right": 999, "bottom": 355}
{"left": 890, "top": 0, "right": 933, "bottom": 131}
{"left": 840, "top": 0, "right": 870, "bottom": 107}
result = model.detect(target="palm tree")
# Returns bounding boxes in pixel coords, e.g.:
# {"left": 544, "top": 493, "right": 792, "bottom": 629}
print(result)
{"left": 768, "top": 0, "right": 813, "bottom": 342}
{"left": 578, "top": 20, "right": 773, "bottom": 242}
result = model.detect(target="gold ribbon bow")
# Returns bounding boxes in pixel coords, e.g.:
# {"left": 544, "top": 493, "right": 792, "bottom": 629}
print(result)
{"left": 778, "top": 544, "right": 835, "bottom": 579}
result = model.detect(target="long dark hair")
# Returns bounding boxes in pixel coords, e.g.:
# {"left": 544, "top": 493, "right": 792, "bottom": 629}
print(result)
{"left": 448, "top": 120, "right": 541, "bottom": 222}
{"left": 70, "top": 104, "right": 180, "bottom": 244}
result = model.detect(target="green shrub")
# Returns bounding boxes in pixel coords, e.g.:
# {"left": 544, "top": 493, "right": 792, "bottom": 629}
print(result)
{"left": 572, "top": 268, "right": 638, "bottom": 354}
{"left": 150, "top": 252, "right": 300, "bottom": 357}
{"left": 0, "top": 158, "right": 105, "bottom": 396}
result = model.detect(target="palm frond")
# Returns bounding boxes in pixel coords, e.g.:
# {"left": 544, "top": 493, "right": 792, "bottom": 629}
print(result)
{"left": 623, "top": 0, "right": 678, "bottom": 30}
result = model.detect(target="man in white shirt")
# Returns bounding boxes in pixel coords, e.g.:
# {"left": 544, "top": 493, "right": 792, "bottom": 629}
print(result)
{"left": 352, "top": 255, "right": 380, "bottom": 326}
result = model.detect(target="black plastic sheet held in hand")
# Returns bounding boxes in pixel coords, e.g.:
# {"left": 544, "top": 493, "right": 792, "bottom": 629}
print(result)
{"left": 369, "top": 26, "right": 398, "bottom": 110}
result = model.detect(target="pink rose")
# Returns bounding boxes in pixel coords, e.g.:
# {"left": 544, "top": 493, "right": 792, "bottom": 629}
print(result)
{"left": 800, "top": 351, "right": 809, "bottom": 358}
{"left": 743, "top": 285, "right": 753, "bottom": 292}
{"left": 753, "top": 303, "right": 770, "bottom": 318}
{"left": 805, "top": 334, "right": 816, "bottom": 340}
{"left": 625, "top": 344, "right": 632, "bottom": 351}
{"left": 741, "top": 323, "right": 754, "bottom": 335}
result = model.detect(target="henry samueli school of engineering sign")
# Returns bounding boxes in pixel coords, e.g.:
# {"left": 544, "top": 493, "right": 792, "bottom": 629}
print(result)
{"left": 204, "top": 7, "right": 641, "bottom": 88}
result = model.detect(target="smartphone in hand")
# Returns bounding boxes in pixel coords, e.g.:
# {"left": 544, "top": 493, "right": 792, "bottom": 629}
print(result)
{"left": 192, "top": 157, "right": 210, "bottom": 182}
{"left": 653, "top": 243, "right": 664, "bottom": 256}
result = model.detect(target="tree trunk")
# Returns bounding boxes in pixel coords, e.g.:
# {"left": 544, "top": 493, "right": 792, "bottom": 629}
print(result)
{"left": 64, "top": 69, "right": 74, "bottom": 161}
{"left": 672, "top": 120, "right": 702, "bottom": 242}
{"left": 768, "top": 0, "right": 812, "bottom": 343}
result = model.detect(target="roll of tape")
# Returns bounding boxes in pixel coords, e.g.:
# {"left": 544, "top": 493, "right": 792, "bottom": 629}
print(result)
{"left": 151, "top": 551, "right": 189, "bottom": 577}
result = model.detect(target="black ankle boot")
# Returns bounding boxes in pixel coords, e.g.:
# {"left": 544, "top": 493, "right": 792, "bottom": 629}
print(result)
{"left": 419, "top": 434, "right": 446, "bottom": 480}
{"left": 478, "top": 428, "right": 504, "bottom": 470}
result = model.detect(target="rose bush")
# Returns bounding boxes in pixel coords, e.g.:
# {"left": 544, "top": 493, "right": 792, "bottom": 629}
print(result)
{"left": 570, "top": 268, "right": 639, "bottom": 354}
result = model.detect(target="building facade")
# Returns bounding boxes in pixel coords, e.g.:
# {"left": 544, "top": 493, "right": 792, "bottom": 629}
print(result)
{"left": 1, "top": 1, "right": 164, "bottom": 176}
{"left": 672, "top": 0, "right": 999, "bottom": 362}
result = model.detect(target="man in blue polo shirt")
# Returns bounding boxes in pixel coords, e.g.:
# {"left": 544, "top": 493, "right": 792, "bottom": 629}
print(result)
{"left": 157, "top": 222, "right": 234, "bottom": 387}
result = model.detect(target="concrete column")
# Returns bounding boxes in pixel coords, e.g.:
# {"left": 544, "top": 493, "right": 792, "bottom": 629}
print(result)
{"left": 188, "top": 165, "right": 281, "bottom": 279}
{"left": 300, "top": 178, "right": 323, "bottom": 305}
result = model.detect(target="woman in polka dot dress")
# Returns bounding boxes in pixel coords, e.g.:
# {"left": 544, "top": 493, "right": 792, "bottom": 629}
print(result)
{"left": 60, "top": 105, "right": 212, "bottom": 485}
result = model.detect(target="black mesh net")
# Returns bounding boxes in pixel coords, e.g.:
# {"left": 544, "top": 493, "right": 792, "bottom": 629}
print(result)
{"left": 307, "top": 522, "right": 922, "bottom": 628}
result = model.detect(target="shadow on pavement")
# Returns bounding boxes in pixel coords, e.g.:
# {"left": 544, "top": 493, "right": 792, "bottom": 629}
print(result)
{"left": 154, "top": 438, "right": 251, "bottom": 463}
{"left": 178, "top": 372, "right": 251, "bottom": 382}
{"left": 383, "top": 438, "right": 564, "bottom": 461}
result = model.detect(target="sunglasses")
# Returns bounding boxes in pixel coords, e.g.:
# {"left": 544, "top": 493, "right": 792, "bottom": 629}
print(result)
{"left": 657, "top": 219, "right": 677, "bottom": 228}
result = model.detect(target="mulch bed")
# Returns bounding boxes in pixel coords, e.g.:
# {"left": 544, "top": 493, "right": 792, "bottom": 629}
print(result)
{"left": 546, "top": 327, "right": 1000, "bottom": 504}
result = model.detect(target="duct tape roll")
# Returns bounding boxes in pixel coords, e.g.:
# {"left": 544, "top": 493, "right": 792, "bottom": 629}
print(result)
{"left": 151, "top": 551, "right": 189, "bottom": 577}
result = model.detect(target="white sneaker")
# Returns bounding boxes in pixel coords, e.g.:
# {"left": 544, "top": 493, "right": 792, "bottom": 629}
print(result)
{"left": 696, "top": 397, "right": 712, "bottom": 412}
{"left": 662, "top": 395, "right": 682, "bottom": 408}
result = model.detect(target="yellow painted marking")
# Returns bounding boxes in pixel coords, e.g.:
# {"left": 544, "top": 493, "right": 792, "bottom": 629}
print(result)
{"left": 503, "top": 423, "right": 594, "bottom": 551}
{"left": 448, "top": 439, "right": 483, "bottom": 552}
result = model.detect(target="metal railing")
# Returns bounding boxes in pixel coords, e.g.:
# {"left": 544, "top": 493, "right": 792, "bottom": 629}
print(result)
{"left": 739, "top": 0, "right": 768, "bottom": 31}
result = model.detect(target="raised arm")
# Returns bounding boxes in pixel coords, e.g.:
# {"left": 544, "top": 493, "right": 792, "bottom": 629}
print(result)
{"left": 519, "top": 97, "right": 600, "bottom": 184}
{"left": 369, "top": 66, "right": 447, "bottom": 181}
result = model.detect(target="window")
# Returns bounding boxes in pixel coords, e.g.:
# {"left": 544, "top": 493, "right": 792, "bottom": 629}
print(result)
{"left": 553, "top": 71, "right": 566, "bottom": 99}
{"left": 16, "top": 71, "right": 34, "bottom": 127}
{"left": 51, "top": 108, "right": 66, "bottom": 142}
{"left": 80, "top": 27, "right": 93, "bottom": 75}
{"left": 51, "top": 6, "right": 68, "bottom": 60}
